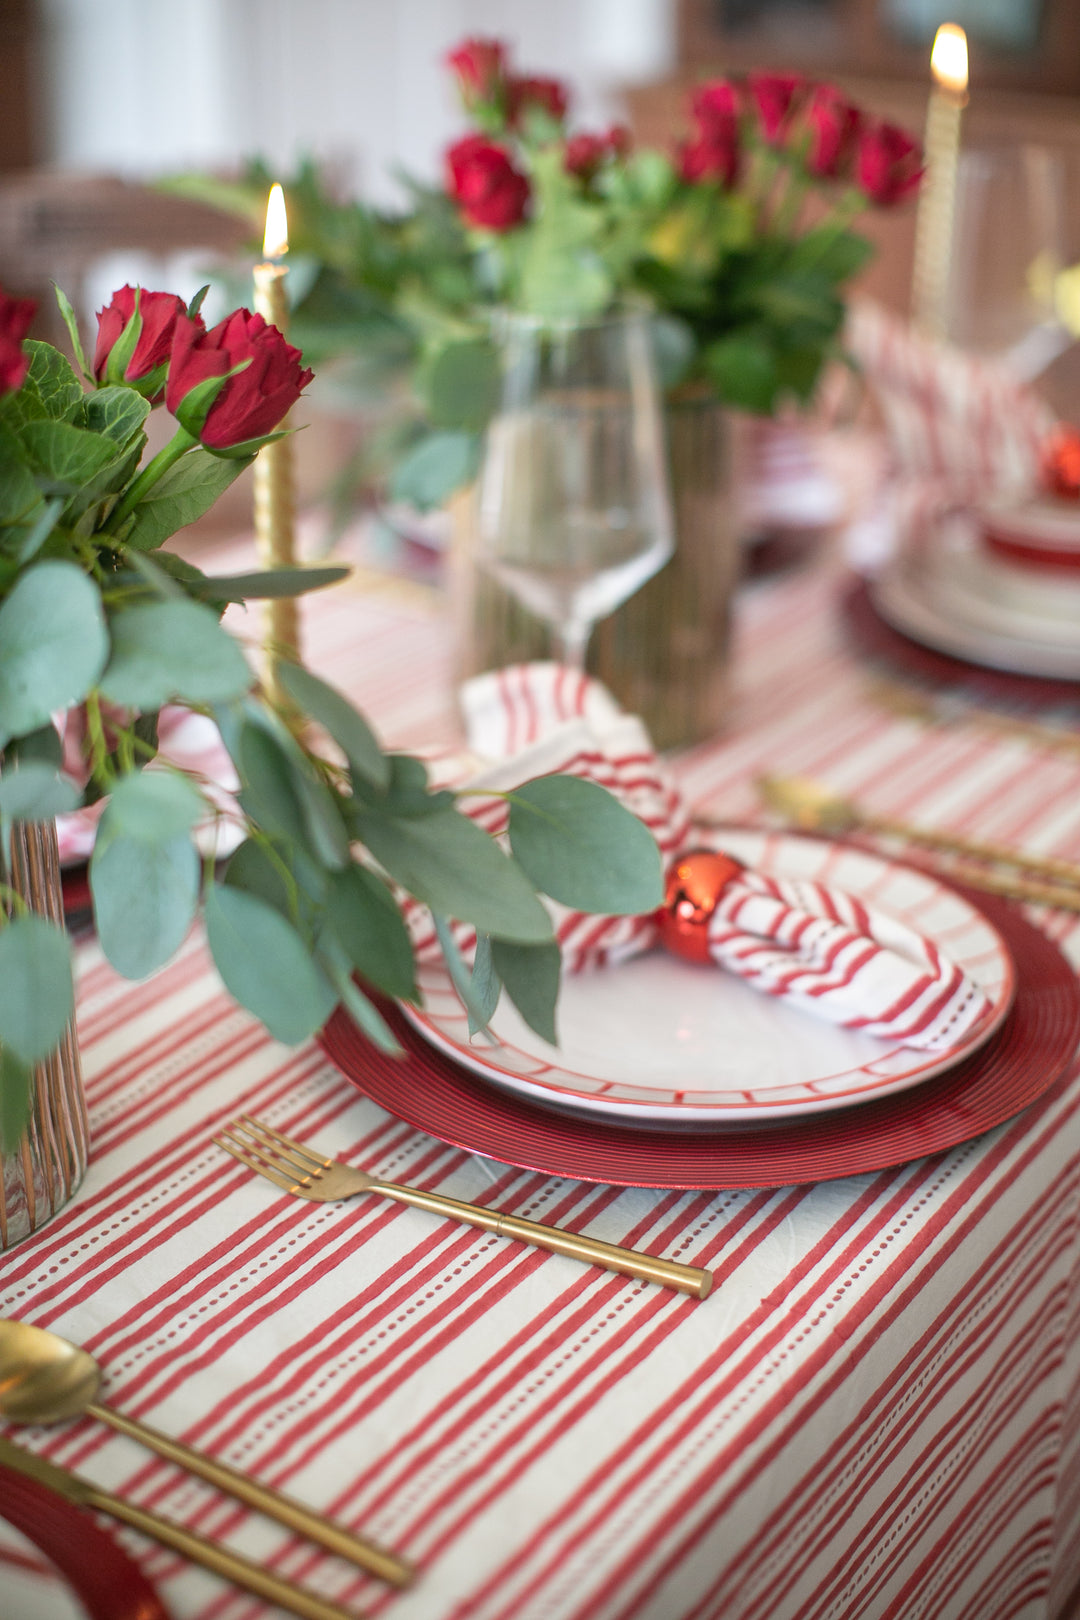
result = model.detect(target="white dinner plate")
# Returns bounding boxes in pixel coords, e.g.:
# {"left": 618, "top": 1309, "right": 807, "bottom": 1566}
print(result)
{"left": 871, "top": 538, "right": 1080, "bottom": 680}
{"left": 402, "top": 829, "right": 1015, "bottom": 1127}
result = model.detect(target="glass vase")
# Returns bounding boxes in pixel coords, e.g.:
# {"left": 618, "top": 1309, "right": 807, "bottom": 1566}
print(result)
{"left": 1, "top": 821, "right": 88, "bottom": 1250}
{"left": 450, "top": 395, "right": 741, "bottom": 749}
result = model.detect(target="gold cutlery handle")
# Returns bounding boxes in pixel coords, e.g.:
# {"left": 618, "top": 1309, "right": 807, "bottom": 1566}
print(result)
{"left": 81, "top": 1483, "right": 364, "bottom": 1620}
{"left": 936, "top": 864, "right": 1080, "bottom": 914}
{"left": 85, "top": 1401, "right": 412, "bottom": 1587}
{"left": 371, "top": 1184, "right": 713, "bottom": 1298}
{"left": 866, "top": 814, "right": 1080, "bottom": 886}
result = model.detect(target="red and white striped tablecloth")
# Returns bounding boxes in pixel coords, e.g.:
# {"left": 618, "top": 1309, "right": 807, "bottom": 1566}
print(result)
{"left": 5, "top": 541, "right": 1080, "bottom": 1620}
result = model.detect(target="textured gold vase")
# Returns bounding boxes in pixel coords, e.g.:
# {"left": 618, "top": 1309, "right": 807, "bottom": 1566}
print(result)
{"left": 0, "top": 821, "right": 88, "bottom": 1250}
{"left": 450, "top": 397, "right": 741, "bottom": 750}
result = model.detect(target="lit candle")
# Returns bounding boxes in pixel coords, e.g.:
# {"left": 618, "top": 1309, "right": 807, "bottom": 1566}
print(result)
{"left": 252, "top": 183, "right": 299, "bottom": 696}
{"left": 911, "top": 23, "right": 969, "bottom": 341}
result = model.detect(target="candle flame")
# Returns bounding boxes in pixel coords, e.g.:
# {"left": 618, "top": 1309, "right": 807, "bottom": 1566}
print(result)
{"left": 931, "top": 23, "right": 968, "bottom": 95}
{"left": 262, "top": 184, "right": 288, "bottom": 260}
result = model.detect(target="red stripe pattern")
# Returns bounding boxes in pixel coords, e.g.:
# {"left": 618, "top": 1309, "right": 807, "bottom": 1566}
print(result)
{"left": 6, "top": 529, "right": 1080, "bottom": 1620}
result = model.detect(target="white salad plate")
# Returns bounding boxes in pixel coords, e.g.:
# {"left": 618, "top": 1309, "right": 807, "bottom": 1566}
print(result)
{"left": 402, "top": 829, "right": 1015, "bottom": 1127}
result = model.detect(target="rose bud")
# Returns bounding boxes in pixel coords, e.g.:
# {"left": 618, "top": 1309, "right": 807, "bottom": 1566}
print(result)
{"left": 804, "top": 84, "right": 863, "bottom": 179}
{"left": 446, "top": 37, "right": 508, "bottom": 110}
{"left": 507, "top": 74, "right": 569, "bottom": 127}
{"left": 565, "top": 125, "right": 631, "bottom": 181}
{"left": 679, "top": 128, "right": 739, "bottom": 188}
{"left": 747, "top": 72, "right": 807, "bottom": 145}
{"left": 446, "top": 134, "right": 530, "bottom": 230}
{"left": 0, "top": 286, "right": 37, "bottom": 396}
{"left": 691, "top": 80, "right": 740, "bottom": 135}
{"left": 94, "top": 285, "right": 196, "bottom": 399}
{"left": 166, "top": 308, "right": 313, "bottom": 455}
{"left": 856, "top": 121, "right": 924, "bottom": 206}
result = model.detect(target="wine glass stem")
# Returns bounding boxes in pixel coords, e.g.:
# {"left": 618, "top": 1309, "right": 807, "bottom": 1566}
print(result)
{"left": 555, "top": 619, "right": 592, "bottom": 672}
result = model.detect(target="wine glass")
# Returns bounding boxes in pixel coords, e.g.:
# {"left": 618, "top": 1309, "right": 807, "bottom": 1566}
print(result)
{"left": 476, "top": 311, "right": 674, "bottom": 671}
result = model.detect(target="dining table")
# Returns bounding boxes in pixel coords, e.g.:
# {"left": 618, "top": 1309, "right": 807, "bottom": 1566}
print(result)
{"left": 4, "top": 525, "right": 1080, "bottom": 1620}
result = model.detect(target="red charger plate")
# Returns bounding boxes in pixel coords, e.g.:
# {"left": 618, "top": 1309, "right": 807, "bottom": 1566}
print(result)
{"left": 319, "top": 887, "right": 1080, "bottom": 1189}
{"left": 0, "top": 1462, "right": 169, "bottom": 1620}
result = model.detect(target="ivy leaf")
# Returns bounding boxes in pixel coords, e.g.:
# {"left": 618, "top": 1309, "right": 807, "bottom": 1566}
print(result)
{"left": 100, "top": 599, "right": 252, "bottom": 708}
{"left": 204, "top": 882, "right": 337, "bottom": 1044}
{"left": 0, "top": 562, "right": 108, "bottom": 748}
{"left": 508, "top": 774, "right": 663, "bottom": 914}
{"left": 0, "top": 915, "right": 74, "bottom": 1064}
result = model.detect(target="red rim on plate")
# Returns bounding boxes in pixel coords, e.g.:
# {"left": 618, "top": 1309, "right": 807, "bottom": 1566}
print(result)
{"left": 0, "top": 1461, "right": 169, "bottom": 1620}
{"left": 840, "top": 576, "right": 1080, "bottom": 704}
{"left": 319, "top": 885, "right": 1080, "bottom": 1189}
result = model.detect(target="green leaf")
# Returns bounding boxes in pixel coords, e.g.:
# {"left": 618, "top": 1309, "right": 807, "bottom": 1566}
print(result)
{"left": 204, "top": 882, "right": 337, "bottom": 1044}
{"left": 467, "top": 932, "right": 500, "bottom": 1035}
{"left": 0, "top": 424, "right": 45, "bottom": 526}
{"left": 508, "top": 774, "right": 663, "bottom": 914}
{"left": 53, "top": 284, "right": 91, "bottom": 378}
{"left": 4, "top": 723, "right": 62, "bottom": 771}
{"left": 492, "top": 937, "right": 561, "bottom": 1046}
{"left": 83, "top": 385, "right": 151, "bottom": 447}
{"left": 106, "top": 769, "right": 205, "bottom": 843}
{"left": 23, "top": 341, "right": 85, "bottom": 421}
{"left": 389, "top": 430, "right": 479, "bottom": 511}
{"left": 225, "top": 834, "right": 327, "bottom": 938}
{"left": 235, "top": 714, "right": 350, "bottom": 870}
{"left": 0, "top": 914, "right": 74, "bottom": 1063}
{"left": 705, "top": 330, "right": 780, "bottom": 415}
{"left": 186, "top": 565, "right": 349, "bottom": 602}
{"left": 0, "top": 762, "right": 80, "bottom": 821}
{"left": 419, "top": 337, "right": 500, "bottom": 432}
{"left": 100, "top": 599, "right": 252, "bottom": 708}
{"left": 789, "top": 225, "right": 875, "bottom": 283}
{"left": 20, "top": 420, "right": 118, "bottom": 492}
{"left": 0, "top": 1046, "right": 33, "bottom": 1155}
{"left": 276, "top": 662, "right": 389, "bottom": 789}
{"left": 0, "top": 562, "right": 108, "bottom": 748}
{"left": 12, "top": 497, "right": 64, "bottom": 564}
{"left": 90, "top": 829, "right": 200, "bottom": 978}
{"left": 354, "top": 802, "right": 554, "bottom": 943}
{"left": 122, "top": 448, "right": 250, "bottom": 552}
{"left": 433, "top": 915, "right": 495, "bottom": 1037}
{"left": 319, "top": 942, "right": 403, "bottom": 1055}
{"left": 325, "top": 862, "right": 417, "bottom": 1001}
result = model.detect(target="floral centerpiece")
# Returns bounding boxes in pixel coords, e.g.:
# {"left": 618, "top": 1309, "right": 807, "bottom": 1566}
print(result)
{"left": 0, "top": 281, "right": 660, "bottom": 1158}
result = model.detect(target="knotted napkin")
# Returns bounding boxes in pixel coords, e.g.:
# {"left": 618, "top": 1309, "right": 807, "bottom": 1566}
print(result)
{"left": 411, "top": 662, "right": 991, "bottom": 1052}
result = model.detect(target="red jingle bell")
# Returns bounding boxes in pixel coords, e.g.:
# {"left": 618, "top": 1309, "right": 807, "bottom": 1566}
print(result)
{"left": 656, "top": 848, "right": 744, "bottom": 964}
{"left": 1041, "top": 424, "right": 1080, "bottom": 501}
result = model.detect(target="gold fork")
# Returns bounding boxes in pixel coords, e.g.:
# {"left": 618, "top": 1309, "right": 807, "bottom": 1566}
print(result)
{"left": 216, "top": 1116, "right": 713, "bottom": 1300}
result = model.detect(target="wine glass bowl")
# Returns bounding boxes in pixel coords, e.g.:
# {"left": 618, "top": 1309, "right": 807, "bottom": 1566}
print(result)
{"left": 477, "top": 312, "right": 674, "bottom": 669}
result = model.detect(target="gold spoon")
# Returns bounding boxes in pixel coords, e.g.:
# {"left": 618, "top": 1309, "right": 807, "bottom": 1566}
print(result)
{"left": 699, "top": 775, "right": 1080, "bottom": 914}
{"left": 0, "top": 1318, "right": 413, "bottom": 1587}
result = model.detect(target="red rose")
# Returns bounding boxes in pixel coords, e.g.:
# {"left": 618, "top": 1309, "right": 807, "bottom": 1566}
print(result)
{"left": 447, "top": 37, "right": 507, "bottom": 108}
{"left": 166, "top": 309, "right": 313, "bottom": 452}
{"left": 446, "top": 134, "right": 530, "bottom": 230}
{"left": 679, "top": 128, "right": 739, "bottom": 188}
{"left": 804, "top": 85, "right": 863, "bottom": 179}
{"left": 94, "top": 285, "right": 195, "bottom": 397}
{"left": 691, "top": 80, "right": 740, "bottom": 135}
{"left": 507, "top": 74, "right": 569, "bottom": 126}
{"left": 564, "top": 125, "right": 631, "bottom": 180}
{"left": 856, "top": 121, "right": 924, "bottom": 206}
{"left": 0, "top": 287, "right": 36, "bottom": 396}
{"left": 748, "top": 72, "right": 806, "bottom": 145}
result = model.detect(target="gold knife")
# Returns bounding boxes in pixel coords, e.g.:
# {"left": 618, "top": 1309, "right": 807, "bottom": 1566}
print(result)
{"left": 0, "top": 1436, "right": 366, "bottom": 1620}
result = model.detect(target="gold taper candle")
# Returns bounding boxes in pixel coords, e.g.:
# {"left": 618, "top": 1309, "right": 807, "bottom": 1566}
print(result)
{"left": 253, "top": 183, "right": 299, "bottom": 701}
{"left": 911, "top": 23, "right": 969, "bottom": 340}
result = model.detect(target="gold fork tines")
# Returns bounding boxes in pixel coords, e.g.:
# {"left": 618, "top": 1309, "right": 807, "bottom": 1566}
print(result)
{"left": 217, "top": 1115, "right": 715, "bottom": 1299}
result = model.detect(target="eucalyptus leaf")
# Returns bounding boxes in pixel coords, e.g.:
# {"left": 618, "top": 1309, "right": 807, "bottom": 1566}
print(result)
{"left": 0, "top": 1045, "right": 33, "bottom": 1155}
{"left": 122, "top": 448, "right": 251, "bottom": 552}
{"left": 0, "top": 914, "right": 74, "bottom": 1064}
{"left": 204, "top": 882, "right": 337, "bottom": 1044}
{"left": 0, "top": 562, "right": 108, "bottom": 748}
{"left": 0, "top": 762, "right": 80, "bottom": 821}
{"left": 318, "top": 942, "right": 403, "bottom": 1055}
{"left": 236, "top": 712, "right": 350, "bottom": 871}
{"left": 507, "top": 774, "right": 662, "bottom": 914}
{"left": 433, "top": 914, "right": 494, "bottom": 1037}
{"left": 277, "top": 662, "right": 389, "bottom": 789}
{"left": 235, "top": 722, "right": 310, "bottom": 848}
{"left": 325, "top": 862, "right": 418, "bottom": 1001}
{"left": 491, "top": 937, "right": 561, "bottom": 1047}
{"left": 187, "top": 566, "right": 349, "bottom": 602}
{"left": 106, "top": 769, "right": 205, "bottom": 843}
{"left": 389, "top": 431, "right": 479, "bottom": 511}
{"left": 4, "top": 723, "right": 62, "bottom": 771}
{"left": 90, "top": 829, "right": 200, "bottom": 978}
{"left": 467, "top": 932, "right": 500, "bottom": 1035}
{"left": 355, "top": 802, "right": 554, "bottom": 943}
{"left": 419, "top": 337, "right": 500, "bottom": 432}
{"left": 225, "top": 835, "right": 327, "bottom": 937}
{"left": 100, "top": 599, "right": 252, "bottom": 708}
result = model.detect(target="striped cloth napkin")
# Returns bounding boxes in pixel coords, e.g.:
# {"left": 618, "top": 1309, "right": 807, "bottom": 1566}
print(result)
{"left": 416, "top": 661, "right": 990, "bottom": 1053}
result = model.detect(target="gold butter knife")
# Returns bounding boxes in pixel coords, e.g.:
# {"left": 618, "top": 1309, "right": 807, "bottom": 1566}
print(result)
{"left": 0, "top": 1436, "right": 365, "bottom": 1620}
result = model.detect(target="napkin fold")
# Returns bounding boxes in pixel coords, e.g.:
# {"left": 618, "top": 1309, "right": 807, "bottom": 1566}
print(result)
{"left": 413, "top": 662, "right": 991, "bottom": 1052}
